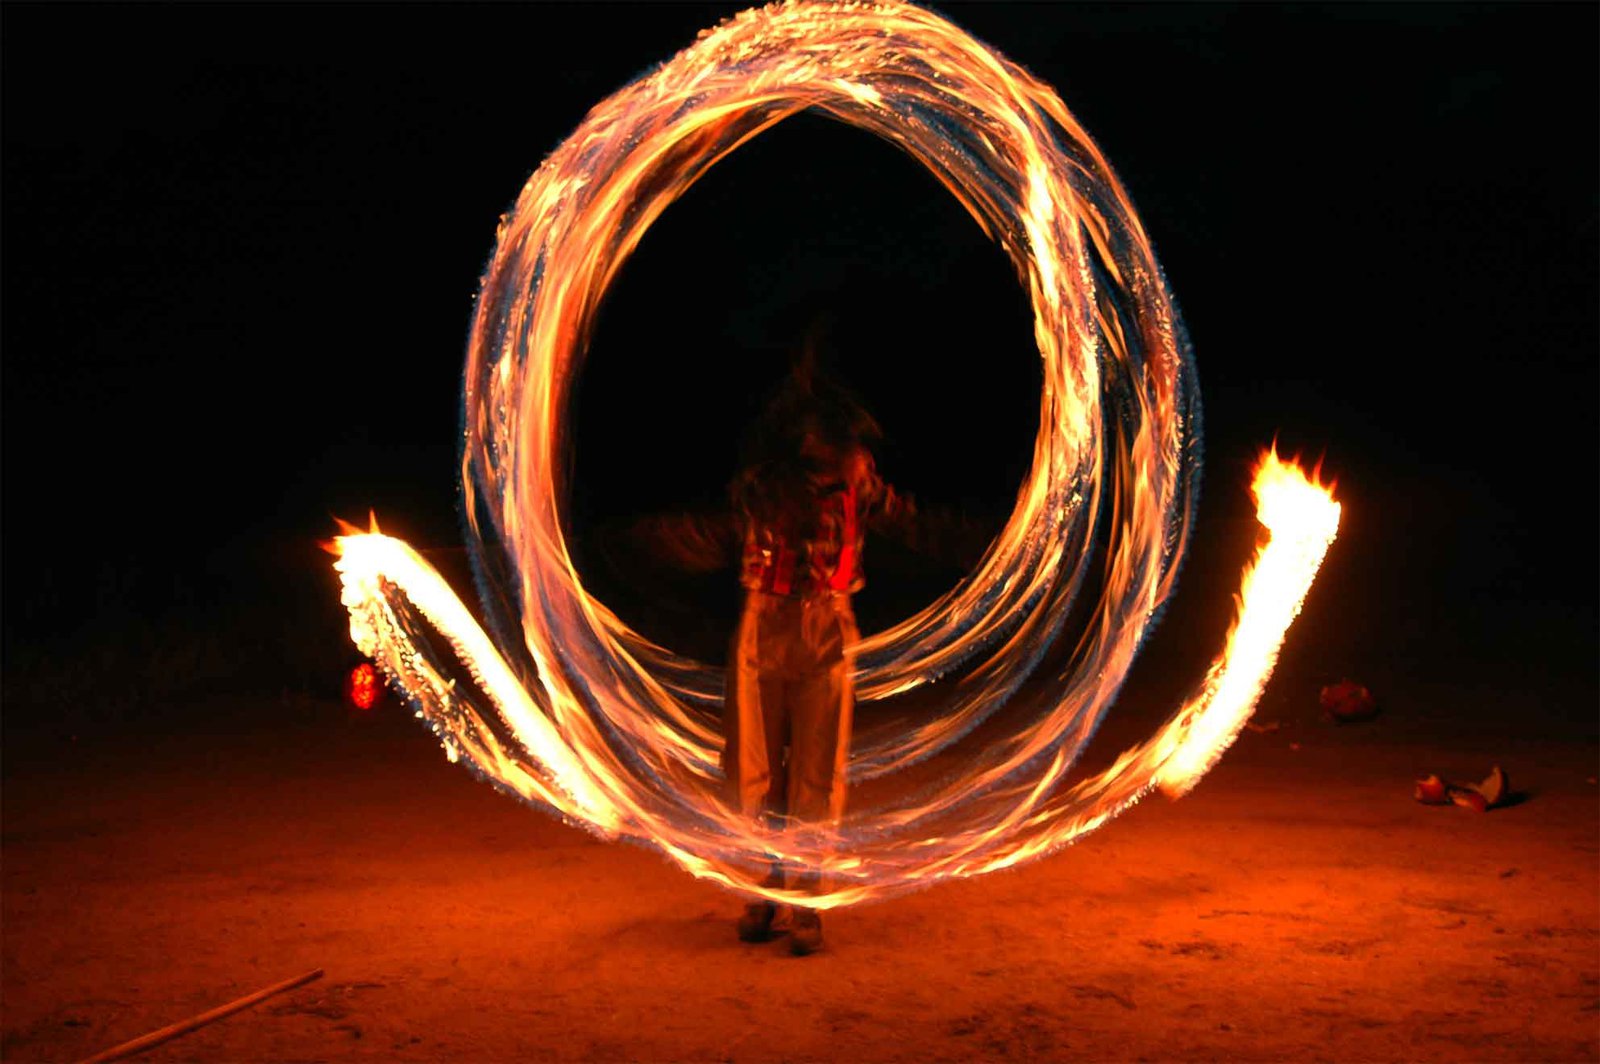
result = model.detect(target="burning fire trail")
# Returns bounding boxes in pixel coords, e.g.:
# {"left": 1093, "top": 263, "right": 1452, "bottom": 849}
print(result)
{"left": 331, "top": 0, "right": 1340, "bottom": 907}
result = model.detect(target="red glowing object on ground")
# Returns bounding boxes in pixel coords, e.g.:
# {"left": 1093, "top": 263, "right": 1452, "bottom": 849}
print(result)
{"left": 346, "top": 662, "right": 381, "bottom": 710}
{"left": 1320, "top": 679, "right": 1377, "bottom": 723}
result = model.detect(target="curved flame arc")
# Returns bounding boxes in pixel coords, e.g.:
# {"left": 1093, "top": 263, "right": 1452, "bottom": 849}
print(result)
{"left": 330, "top": 449, "right": 1336, "bottom": 904}
{"left": 331, "top": 0, "right": 1342, "bottom": 907}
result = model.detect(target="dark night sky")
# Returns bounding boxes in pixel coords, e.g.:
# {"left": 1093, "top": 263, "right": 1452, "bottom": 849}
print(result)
{"left": 2, "top": 3, "right": 1594, "bottom": 701}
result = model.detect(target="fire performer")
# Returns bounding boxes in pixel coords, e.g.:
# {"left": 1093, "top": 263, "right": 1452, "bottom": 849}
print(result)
{"left": 723, "top": 362, "right": 913, "bottom": 955}
{"left": 630, "top": 355, "right": 967, "bottom": 954}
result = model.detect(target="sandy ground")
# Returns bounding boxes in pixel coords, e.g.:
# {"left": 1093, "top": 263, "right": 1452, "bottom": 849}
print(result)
{"left": 3, "top": 683, "right": 1596, "bottom": 1064}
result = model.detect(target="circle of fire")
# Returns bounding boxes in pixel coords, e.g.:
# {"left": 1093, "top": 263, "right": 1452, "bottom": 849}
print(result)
{"left": 332, "top": 0, "right": 1340, "bottom": 908}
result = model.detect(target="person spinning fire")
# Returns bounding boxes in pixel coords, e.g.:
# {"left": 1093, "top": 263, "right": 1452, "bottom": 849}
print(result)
{"left": 628, "top": 354, "right": 979, "bottom": 955}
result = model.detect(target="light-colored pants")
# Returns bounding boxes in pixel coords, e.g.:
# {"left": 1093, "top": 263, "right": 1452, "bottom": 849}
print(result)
{"left": 724, "top": 592, "right": 857, "bottom": 890}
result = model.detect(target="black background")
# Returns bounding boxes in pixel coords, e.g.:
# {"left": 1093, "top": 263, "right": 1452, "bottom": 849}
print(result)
{"left": 3, "top": 3, "right": 1594, "bottom": 722}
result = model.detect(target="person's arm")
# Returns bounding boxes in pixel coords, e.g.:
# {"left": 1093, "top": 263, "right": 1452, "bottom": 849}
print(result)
{"left": 902, "top": 502, "right": 995, "bottom": 571}
{"left": 626, "top": 509, "right": 741, "bottom": 573}
{"left": 851, "top": 449, "right": 914, "bottom": 535}
{"left": 855, "top": 451, "right": 993, "bottom": 570}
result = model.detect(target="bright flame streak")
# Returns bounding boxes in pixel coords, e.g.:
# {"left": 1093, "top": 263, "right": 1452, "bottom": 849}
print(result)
{"left": 1154, "top": 452, "right": 1341, "bottom": 796}
{"left": 331, "top": 0, "right": 1346, "bottom": 907}
{"left": 333, "top": 534, "right": 619, "bottom": 830}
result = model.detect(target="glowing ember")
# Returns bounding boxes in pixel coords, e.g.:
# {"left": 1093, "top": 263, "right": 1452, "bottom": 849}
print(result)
{"left": 330, "top": 0, "right": 1341, "bottom": 908}
{"left": 346, "top": 662, "right": 381, "bottom": 711}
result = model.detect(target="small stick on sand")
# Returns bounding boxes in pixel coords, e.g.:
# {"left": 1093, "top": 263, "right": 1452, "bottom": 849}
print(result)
{"left": 76, "top": 968, "right": 324, "bottom": 1064}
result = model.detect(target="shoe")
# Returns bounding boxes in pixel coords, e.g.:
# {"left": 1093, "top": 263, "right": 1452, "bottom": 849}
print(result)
{"left": 789, "top": 908, "right": 823, "bottom": 955}
{"left": 737, "top": 901, "right": 777, "bottom": 943}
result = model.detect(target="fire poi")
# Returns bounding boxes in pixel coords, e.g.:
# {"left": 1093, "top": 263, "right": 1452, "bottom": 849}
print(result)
{"left": 331, "top": 0, "right": 1341, "bottom": 909}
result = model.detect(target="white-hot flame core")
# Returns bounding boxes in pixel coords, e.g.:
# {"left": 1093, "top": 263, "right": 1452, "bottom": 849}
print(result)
{"left": 330, "top": 0, "right": 1341, "bottom": 907}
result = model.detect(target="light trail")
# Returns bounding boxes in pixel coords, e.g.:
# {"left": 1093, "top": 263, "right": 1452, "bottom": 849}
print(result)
{"left": 331, "top": 0, "right": 1341, "bottom": 907}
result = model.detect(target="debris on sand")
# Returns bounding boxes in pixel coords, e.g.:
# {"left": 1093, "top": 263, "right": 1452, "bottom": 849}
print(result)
{"left": 1414, "top": 765, "right": 1510, "bottom": 812}
{"left": 1319, "top": 679, "right": 1377, "bottom": 723}
{"left": 1414, "top": 774, "right": 1449, "bottom": 804}
{"left": 1475, "top": 765, "right": 1508, "bottom": 807}
{"left": 79, "top": 969, "right": 324, "bottom": 1063}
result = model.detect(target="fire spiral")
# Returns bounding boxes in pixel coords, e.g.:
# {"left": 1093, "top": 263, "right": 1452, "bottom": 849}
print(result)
{"left": 332, "top": 0, "right": 1339, "bottom": 908}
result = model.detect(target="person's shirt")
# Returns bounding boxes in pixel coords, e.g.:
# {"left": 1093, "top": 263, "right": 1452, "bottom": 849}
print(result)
{"left": 737, "top": 447, "right": 914, "bottom": 598}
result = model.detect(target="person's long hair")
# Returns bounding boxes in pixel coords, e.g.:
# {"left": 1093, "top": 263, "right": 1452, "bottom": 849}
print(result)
{"left": 731, "top": 346, "right": 880, "bottom": 538}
